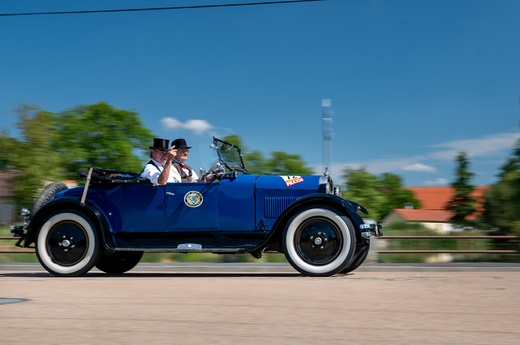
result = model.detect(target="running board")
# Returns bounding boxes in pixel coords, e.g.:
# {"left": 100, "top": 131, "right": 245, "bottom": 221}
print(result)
{"left": 113, "top": 243, "right": 248, "bottom": 254}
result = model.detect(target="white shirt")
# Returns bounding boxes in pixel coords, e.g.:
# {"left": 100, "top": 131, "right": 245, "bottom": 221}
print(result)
{"left": 140, "top": 159, "right": 180, "bottom": 185}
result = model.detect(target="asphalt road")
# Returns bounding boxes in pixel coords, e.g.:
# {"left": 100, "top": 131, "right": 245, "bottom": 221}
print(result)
{"left": 1, "top": 263, "right": 519, "bottom": 345}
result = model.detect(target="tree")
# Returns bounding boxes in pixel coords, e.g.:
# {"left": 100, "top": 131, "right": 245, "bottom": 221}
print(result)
{"left": 0, "top": 131, "right": 21, "bottom": 170}
{"left": 53, "top": 102, "right": 153, "bottom": 180}
{"left": 8, "top": 105, "right": 63, "bottom": 208}
{"left": 222, "top": 134, "right": 245, "bottom": 149}
{"left": 342, "top": 167, "right": 386, "bottom": 221}
{"left": 222, "top": 134, "right": 313, "bottom": 175}
{"left": 223, "top": 135, "right": 265, "bottom": 173}
{"left": 4, "top": 102, "right": 154, "bottom": 209}
{"left": 377, "top": 173, "right": 421, "bottom": 217}
{"left": 479, "top": 139, "right": 520, "bottom": 235}
{"left": 267, "top": 152, "right": 314, "bottom": 175}
{"left": 341, "top": 168, "right": 421, "bottom": 221}
{"left": 243, "top": 150, "right": 269, "bottom": 174}
{"left": 445, "top": 151, "right": 476, "bottom": 227}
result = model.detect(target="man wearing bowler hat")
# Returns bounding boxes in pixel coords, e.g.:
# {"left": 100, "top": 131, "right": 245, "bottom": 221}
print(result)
{"left": 170, "top": 138, "right": 199, "bottom": 182}
{"left": 140, "top": 138, "right": 179, "bottom": 185}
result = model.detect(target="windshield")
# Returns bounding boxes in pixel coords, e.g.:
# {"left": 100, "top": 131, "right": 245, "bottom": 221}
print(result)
{"left": 213, "top": 137, "right": 249, "bottom": 174}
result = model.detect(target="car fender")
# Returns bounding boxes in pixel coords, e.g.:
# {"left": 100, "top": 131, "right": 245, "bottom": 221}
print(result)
{"left": 264, "top": 193, "right": 368, "bottom": 246}
{"left": 25, "top": 197, "right": 113, "bottom": 250}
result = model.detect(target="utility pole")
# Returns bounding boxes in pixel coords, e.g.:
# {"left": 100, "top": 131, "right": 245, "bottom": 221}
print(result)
{"left": 321, "top": 99, "right": 334, "bottom": 174}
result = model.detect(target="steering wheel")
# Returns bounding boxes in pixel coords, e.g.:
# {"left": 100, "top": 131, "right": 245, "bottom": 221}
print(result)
{"left": 203, "top": 161, "right": 226, "bottom": 182}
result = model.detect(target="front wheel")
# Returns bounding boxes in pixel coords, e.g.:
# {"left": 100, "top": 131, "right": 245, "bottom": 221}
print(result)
{"left": 340, "top": 243, "right": 370, "bottom": 274}
{"left": 35, "top": 210, "right": 101, "bottom": 277}
{"left": 282, "top": 207, "right": 356, "bottom": 277}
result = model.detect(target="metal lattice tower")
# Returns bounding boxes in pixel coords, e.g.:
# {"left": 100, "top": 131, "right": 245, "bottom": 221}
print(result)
{"left": 321, "top": 99, "right": 334, "bottom": 174}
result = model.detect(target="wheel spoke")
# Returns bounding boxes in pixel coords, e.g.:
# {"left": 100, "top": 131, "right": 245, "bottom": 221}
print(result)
{"left": 295, "top": 217, "right": 342, "bottom": 265}
{"left": 36, "top": 210, "right": 100, "bottom": 277}
{"left": 48, "top": 221, "right": 88, "bottom": 266}
{"left": 283, "top": 207, "right": 356, "bottom": 276}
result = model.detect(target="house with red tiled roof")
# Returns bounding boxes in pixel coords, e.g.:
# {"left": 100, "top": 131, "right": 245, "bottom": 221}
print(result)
{"left": 381, "top": 186, "right": 489, "bottom": 233}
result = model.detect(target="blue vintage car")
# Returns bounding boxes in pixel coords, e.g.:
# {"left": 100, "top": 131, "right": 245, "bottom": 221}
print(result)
{"left": 11, "top": 137, "right": 381, "bottom": 277}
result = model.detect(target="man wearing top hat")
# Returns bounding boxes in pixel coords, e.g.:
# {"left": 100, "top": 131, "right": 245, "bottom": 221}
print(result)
{"left": 140, "top": 138, "right": 180, "bottom": 185}
{"left": 170, "top": 138, "right": 199, "bottom": 182}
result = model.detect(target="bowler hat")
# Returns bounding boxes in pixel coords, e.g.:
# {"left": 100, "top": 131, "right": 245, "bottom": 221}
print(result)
{"left": 171, "top": 138, "right": 191, "bottom": 149}
{"left": 149, "top": 138, "right": 170, "bottom": 151}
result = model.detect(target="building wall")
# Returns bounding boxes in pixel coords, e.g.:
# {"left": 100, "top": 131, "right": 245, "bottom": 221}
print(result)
{"left": 0, "top": 171, "right": 20, "bottom": 224}
{"left": 0, "top": 199, "right": 21, "bottom": 225}
{"left": 421, "top": 221, "right": 454, "bottom": 233}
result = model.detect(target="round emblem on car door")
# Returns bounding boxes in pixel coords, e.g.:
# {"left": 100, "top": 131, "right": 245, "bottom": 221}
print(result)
{"left": 184, "top": 191, "right": 203, "bottom": 208}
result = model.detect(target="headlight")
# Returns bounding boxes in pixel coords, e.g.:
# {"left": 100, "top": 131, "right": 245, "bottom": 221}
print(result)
{"left": 318, "top": 175, "right": 333, "bottom": 194}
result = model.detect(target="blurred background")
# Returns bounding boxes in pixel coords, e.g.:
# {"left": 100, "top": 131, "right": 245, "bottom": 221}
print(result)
{"left": 1, "top": 0, "right": 519, "bottom": 263}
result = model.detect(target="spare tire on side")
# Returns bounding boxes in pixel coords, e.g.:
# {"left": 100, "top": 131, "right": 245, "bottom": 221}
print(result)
{"left": 32, "top": 182, "right": 69, "bottom": 217}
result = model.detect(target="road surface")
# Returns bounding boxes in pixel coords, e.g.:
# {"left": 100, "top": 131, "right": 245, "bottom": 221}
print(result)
{"left": 1, "top": 263, "right": 519, "bottom": 344}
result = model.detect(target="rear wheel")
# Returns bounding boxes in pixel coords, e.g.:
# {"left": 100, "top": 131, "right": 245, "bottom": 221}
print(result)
{"left": 95, "top": 251, "right": 143, "bottom": 274}
{"left": 282, "top": 207, "right": 356, "bottom": 277}
{"left": 35, "top": 210, "right": 101, "bottom": 277}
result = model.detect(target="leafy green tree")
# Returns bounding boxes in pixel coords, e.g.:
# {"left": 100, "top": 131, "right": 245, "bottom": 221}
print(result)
{"left": 341, "top": 169, "right": 420, "bottom": 221}
{"left": 222, "top": 134, "right": 245, "bottom": 149}
{"left": 53, "top": 102, "right": 153, "bottom": 180}
{"left": 0, "top": 131, "right": 20, "bottom": 170}
{"left": 267, "top": 152, "right": 314, "bottom": 175}
{"left": 342, "top": 167, "right": 386, "bottom": 221}
{"left": 480, "top": 139, "right": 520, "bottom": 235}
{"left": 377, "top": 173, "right": 421, "bottom": 217}
{"left": 8, "top": 105, "right": 63, "bottom": 208}
{"left": 3, "top": 102, "right": 153, "bottom": 209}
{"left": 222, "top": 135, "right": 266, "bottom": 173}
{"left": 243, "top": 150, "right": 270, "bottom": 174}
{"left": 446, "top": 151, "right": 476, "bottom": 227}
{"left": 222, "top": 134, "right": 313, "bottom": 175}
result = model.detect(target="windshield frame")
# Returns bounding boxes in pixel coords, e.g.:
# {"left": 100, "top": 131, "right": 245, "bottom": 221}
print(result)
{"left": 212, "top": 137, "right": 250, "bottom": 174}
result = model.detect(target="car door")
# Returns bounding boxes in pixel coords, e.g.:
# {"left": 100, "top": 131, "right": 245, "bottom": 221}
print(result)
{"left": 164, "top": 176, "right": 257, "bottom": 233}
{"left": 97, "top": 183, "right": 168, "bottom": 233}
{"left": 165, "top": 182, "right": 219, "bottom": 232}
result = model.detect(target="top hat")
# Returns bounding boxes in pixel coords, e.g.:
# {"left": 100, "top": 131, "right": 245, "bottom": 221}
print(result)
{"left": 149, "top": 138, "right": 170, "bottom": 151}
{"left": 171, "top": 138, "right": 192, "bottom": 149}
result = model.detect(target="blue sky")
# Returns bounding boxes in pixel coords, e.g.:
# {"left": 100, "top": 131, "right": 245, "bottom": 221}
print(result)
{"left": 1, "top": 0, "right": 519, "bottom": 187}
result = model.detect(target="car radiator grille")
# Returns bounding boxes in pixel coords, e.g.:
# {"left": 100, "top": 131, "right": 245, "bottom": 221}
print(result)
{"left": 264, "top": 196, "right": 300, "bottom": 218}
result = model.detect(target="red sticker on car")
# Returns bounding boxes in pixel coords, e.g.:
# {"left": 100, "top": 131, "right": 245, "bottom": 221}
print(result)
{"left": 281, "top": 176, "right": 304, "bottom": 186}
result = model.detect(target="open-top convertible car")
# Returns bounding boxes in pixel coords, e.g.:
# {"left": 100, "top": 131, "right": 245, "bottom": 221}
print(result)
{"left": 11, "top": 137, "right": 381, "bottom": 277}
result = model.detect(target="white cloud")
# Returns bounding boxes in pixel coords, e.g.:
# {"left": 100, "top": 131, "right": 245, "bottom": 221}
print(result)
{"left": 160, "top": 117, "right": 215, "bottom": 136}
{"left": 336, "top": 132, "right": 519, "bottom": 178}
{"left": 160, "top": 117, "right": 183, "bottom": 129}
{"left": 430, "top": 132, "right": 520, "bottom": 160}
{"left": 348, "top": 157, "right": 432, "bottom": 174}
{"left": 402, "top": 163, "right": 436, "bottom": 172}
{"left": 184, "top": 119, "right": 214, "bottom": 135}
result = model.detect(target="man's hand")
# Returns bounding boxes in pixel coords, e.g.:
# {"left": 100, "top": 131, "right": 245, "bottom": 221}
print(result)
{"left": 167, "top": 145, "right": 177, "bottom": 161}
